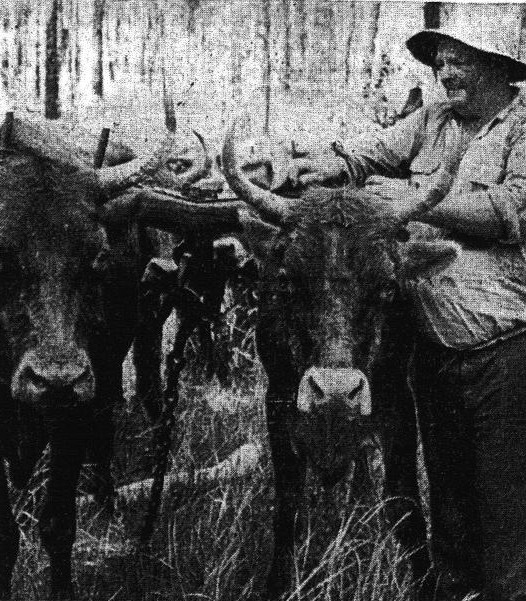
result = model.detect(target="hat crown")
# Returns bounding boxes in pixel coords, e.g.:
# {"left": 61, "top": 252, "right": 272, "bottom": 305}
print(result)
{"left": 406, "top": 7, "right": 526, "bottom": 82}
{"left": 436, "top": 4, "right": 522, "bottom": 58}
{"left": 430, "top": 25, "right": 519, "bottom": 62}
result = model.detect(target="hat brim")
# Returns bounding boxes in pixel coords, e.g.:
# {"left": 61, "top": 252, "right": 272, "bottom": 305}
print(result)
{"left": 406, "top": 30, "right": 526, "bottom": 82}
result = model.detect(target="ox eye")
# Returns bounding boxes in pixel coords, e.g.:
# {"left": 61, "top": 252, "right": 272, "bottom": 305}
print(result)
{"left": 166, "top": 158, "right": 192, "bottom": 174}
{"left": 277, "top": 268, "right": 294, "bottom": 291}
{"left": 379, "top": 286, "right": 396, "bottom": 302}
{"left": 395, "top": 227, "right": 410, "bottom": 242}
{"left": 91, "top": 249, "right": 111, "bottom": 275}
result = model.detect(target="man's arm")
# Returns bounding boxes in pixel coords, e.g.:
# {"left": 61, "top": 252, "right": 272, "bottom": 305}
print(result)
{"left": 417, "top": 130, "right": 526, "bottom": 241}
{"left": 416, "top": 192, "right": 503, "bottom": 238}
{"left": 334, "top": 108, "right": 426, "bottom": 186}
{"left": 283, "top": 107, "right": 427, "bottom": 189}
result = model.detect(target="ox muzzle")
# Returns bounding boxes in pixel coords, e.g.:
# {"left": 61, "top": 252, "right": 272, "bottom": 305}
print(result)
{"left": 11, "top": 348, "right": 96, "bottom": 413}
{"left": 294, "top": 367, "right": 371, "bottom": 481}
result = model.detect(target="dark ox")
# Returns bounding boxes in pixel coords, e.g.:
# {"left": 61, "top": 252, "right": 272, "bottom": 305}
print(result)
{"left": 221, "top": 118, "right": 461, "bottom": 599}
{"left": 0, "top": 124, "right": 242, "bottom": 601}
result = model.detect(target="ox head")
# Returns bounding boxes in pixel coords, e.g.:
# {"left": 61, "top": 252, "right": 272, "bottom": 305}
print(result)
{"left": 1, "top": 156, "right": 108, "bottom": 416}
{"left": 0, "top": 125, "right": 240, "bottom": 420}
{"left": 222, "top": 117, "right": 459, "bottom": 482}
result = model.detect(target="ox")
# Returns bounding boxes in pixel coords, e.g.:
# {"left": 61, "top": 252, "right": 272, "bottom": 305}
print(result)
{"left": 221, "top": 118, "right": 462, "bottom": 599}
{"left": 0, "top": 118, "right": 242, "bottom": 601}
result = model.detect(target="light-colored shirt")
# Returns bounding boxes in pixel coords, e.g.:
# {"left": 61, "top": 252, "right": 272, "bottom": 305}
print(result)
{"left": 342, "top": 92, "right": 526, "bottom": 349}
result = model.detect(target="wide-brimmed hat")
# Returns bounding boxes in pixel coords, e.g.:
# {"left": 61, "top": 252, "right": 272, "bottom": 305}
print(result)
{"left": 406, "top": 26, "right": 526, "bottom": 82}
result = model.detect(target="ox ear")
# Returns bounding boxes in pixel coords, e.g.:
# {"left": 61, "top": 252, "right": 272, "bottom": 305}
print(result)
{"left": 213, "top": 236, "right": 250, "bottom": 270}
{"left": 237, "top": 207, "right": 280, "bottom": 260}
{"left": 402, "top": 240, "right": 460, "bottom": 279}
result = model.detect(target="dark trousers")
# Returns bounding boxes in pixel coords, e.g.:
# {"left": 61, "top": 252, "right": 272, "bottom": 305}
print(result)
{"left": 412, "top": 332, "right": 526, "bottom": 601}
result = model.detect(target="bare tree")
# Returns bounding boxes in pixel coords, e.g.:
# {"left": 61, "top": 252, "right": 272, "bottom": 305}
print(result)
{"left": 93, "top": 0, "right": 104, "bottom": 96}
{"left": 261, "top": 0, "right": 271, "bottom": 133}
{"left": 424, "top": 2, "right": 441, "bottom": 29}
{"left": 45, "top": 0, "right": 60, "bottom": 118}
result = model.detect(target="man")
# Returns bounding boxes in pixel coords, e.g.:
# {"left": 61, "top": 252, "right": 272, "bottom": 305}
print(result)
{"left": 284, "top": 27, "right": 526, "bottom": 601}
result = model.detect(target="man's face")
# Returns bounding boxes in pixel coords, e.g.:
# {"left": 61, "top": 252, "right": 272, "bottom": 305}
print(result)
{"left": 435, "top": 39, "right": 493, "bottom": 116}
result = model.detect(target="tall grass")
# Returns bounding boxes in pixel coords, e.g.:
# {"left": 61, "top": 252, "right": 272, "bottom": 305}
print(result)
{"left": 9, "top": 307, "right": 421, "bottom": 601}
{"left": 9, "top": 367, "right": 422, "bottom": 601}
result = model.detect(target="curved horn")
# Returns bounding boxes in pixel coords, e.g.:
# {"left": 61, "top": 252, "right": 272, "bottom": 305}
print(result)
{"left": 4, "top": 113, "right": 137, "bottom": 170}
{"left": 221, "top": 116, "right": 300, "bottom": 225}
{"left": 395, "top": 177, "right": 452, "bottom": 223}
{"left": 95, "top": 150, "right": 170, "bottom": 196}
{"left": 97, "top": 187, "right": 243, "bottom": 237}
{"left": 101, "top": 140, "right": 136, "bottom": 167}
{"left": 4, "top": 113, "right": 210, "bottom": 197}
{"left": 96, "top": 130, "right": 212, "bottom": 195}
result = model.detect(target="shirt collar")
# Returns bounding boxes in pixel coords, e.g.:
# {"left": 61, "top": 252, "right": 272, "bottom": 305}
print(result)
{"left": 448, "top": 88, "right": 522, "bottom": 140}
{"left": 476, "top": 90, "right": 521, "bottom": 139}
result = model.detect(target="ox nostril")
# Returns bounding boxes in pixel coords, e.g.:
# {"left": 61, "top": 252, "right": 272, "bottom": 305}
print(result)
{"left": 308, "top": 375, "right": 325, "bottom": 398}
{"left": 70, "top": 367, "right": 90, "bottom": 388}
{"left": 25, "top": 366, "right": 50, "bottom": 390}
{"left": 348, "top": 378, "right": 365, "bottom": 400}
{"left": 24, "top": 364, "right": 92, "bottom": 395}
{"left": 13, "top": 349, "right": 96, "bottom": 408}
{"left": 70, "top": 368, "right": 95, "bottom": 399}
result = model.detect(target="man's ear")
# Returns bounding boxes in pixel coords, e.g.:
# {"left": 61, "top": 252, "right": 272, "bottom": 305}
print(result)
{"left": 401, "top": 240, "right": 460, "bottom": 279}
{"left": 237, "top": 207, "right": 281, "bottom": 261}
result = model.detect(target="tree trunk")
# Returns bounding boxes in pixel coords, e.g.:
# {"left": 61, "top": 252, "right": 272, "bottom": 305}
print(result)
{"left": 45, "top": 0, "right": 60, "bottom": 118}
{"left": 424, "top": 2, "right": 441, "bottom": 28}
{"left": 261, "top": 0, "right": 271, "bottom": 134}
{"left": 2, "top": 1, "right": 526, "bottom": 148}
{"left": 93, "top": 0, "right": 104, "bottom": 97}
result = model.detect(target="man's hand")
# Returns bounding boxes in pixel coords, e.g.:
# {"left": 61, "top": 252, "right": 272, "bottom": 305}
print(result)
{"left": 272, "top": 155, "right": 350, "bottom": 191}
{"left": 365, "top": 176, "right": 463, "bottom": 225}
{"left": 365, "top": 176, "right": 418, "bottom": 213}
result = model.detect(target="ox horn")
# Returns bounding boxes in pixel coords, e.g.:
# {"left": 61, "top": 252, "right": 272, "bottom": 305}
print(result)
{"left": 221, "top": 116, "right": 301, "bottom": 225}
{"left": 0, "top": 113, "right": 210, "bottom": 196}
{"left": 187, "top": 130, "right": 213, "bottom": 183}
{"left": 96, "top": 130, "right": 211, "bottom": 196}
{"left": 97, "top": 187, "right": 243, "bottom": 237}
{"left": 395, "top": 135, "right": 464, "bottom": 222}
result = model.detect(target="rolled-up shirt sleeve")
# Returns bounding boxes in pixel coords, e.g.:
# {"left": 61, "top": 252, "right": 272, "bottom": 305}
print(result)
{"left": 486, "top": 130, "right": 526, "bottom": 244}
{"left": 340, "top": 108, "right": 427, "bottom": 185}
